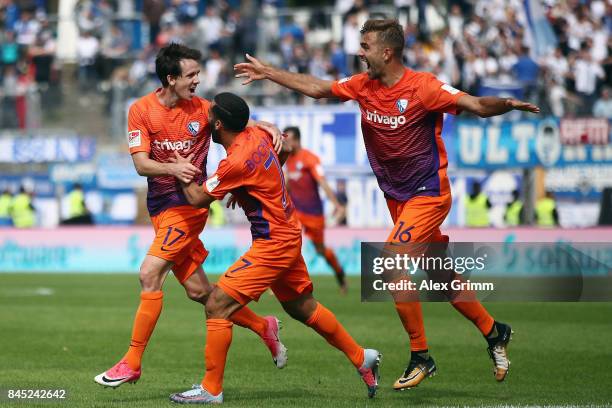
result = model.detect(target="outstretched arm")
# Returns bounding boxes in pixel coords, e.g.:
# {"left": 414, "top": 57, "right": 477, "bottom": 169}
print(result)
{"left": 457, "top": 94, "right": 540, "bottom": 118}
{"left": 318, "top": 176, "right": 346, "bottom": 221}
{"left": 234, "top": 54, "right": 335, "bottom": 99}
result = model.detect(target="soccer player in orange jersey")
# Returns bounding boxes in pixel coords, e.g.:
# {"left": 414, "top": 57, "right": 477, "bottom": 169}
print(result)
{"left": 284, "top": 126, "right": 348, "bottom": 293}
{"left": 168, "top": 93, "right": 381, "bottom": 404}
{"left": 235, "top": 19, "right": 540, "bottom": 390}
{"left": 94, "top": 44, "right": 287, "bottom": 389}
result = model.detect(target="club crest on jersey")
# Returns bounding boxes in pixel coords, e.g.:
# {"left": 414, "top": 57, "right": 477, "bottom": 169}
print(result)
{"left": 187, "top": 121, "right": 200, "bottom": 136}
{"left": 396, "top": 99, "right": 408, "bottom": 113}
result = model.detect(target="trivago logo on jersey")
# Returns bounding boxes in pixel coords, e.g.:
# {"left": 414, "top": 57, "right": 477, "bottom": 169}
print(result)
{"left": 153, "top": 138, "right": 196, "bottom": 151}
{"left": 365, "top": 109, "right": 406, "bottom": 129}
{"left": 287, "top": 170, "right": 301, "bottom": 181}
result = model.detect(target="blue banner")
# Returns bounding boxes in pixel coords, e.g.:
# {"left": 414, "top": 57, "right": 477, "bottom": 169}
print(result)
{"left": 96, "top": 153, "right": 146, "bottom": 189}
{"left": 0, "top": 136, "right": 96, "bottom": 163}
{"left": 456, "top": 118, "right": 612, "bottom": 169}
{"left": 251, "top": 105, "right": 368, "bottom": 168}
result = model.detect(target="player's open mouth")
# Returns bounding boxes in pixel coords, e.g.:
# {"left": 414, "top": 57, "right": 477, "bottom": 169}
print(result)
{"left": 362, "top": 58, "right": 371, "bottom": 71}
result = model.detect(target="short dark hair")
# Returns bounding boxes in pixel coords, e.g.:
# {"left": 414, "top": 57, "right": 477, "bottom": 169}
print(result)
{"left": 360, "top": 19, "right": 405, "bottom": 59}
{"left": 155, "top": 43, "right": 202, "bottom": 87}
{"left": 283, "top": 126, "right": 301, "bottom": 140}
{"left": 212, "top": 92, "right": 250, "bottom": 132}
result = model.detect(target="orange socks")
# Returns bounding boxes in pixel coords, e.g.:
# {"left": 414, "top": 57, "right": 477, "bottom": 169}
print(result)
{"left": 323, "top": 248, "right": 346, "bottom": 286}
{"left": 202, "top": 319, "right": 233, "bottom": 396}
{"left": 393, "top": 299, "right": 494, "bottom": 349}
{"left": 394, "top": 302, "right": 428, "bottom": 351}
{"left": 229, "top": 306, "right": 267, "bottom": 338}
{"left": 124, "top": 291, "right": 163, "bottom": 371}
{"left": 305, "top": 303, "right": 364, "bottom": 368}
{"left": 451, "top": 301, "right": 495, "bottom": 335}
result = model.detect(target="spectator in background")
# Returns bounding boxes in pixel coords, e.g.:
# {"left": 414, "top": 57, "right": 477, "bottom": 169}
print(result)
{"left": 309, "top": 47, "right": 331, "bottom": 79}
{"left": 567, "top": 4, "right": 593, "bottom": 52}
{"left": 542, "top": 47, "right": 569, "bottom": 86}
{"left": 208, "top": 200, "right": 226, "bottom": 227}
{"left": 329, "top": 41, "right": 349, "bottom": 77}
{"left": 11, "top": 186, "right": 35, "bottom": 228}
{"left": 280, "top": 15, "right": 305, "bottom": 43}
{"left": 279, "top": 32, "right": 295, "bottom": 69}
{"left": 476, "top": 47, "right": 499, "bottom": 80}
{"left": 62, "top": 183, "right": 93, "bottom": 225}
{"left": 198, "top": 5, "right": 223, "bottom": 51}
{"left": 292, "top": 43, "right": 309, "bottom": 74}
{"left": 228, "top": 8, "right": 256, "bottom": 64}
{"left": 76, "top": 2, "right": 103, "bottom": 36}
{"left": 535, "top": 191, "right": 559, "bottom": 227}
{"left": 1, "top": 65, "right": 20, "bottom": 128}
{"left": 591, "top": 19, "right": 608, "bottom": 63}
{"left": 28, "top": 18, "right": 56, "bottom": 84}
{"left": 13, "top": 7, "right": 40, "bottom": 47}
{"left": 464, "top": 181, "right": 491, "bottom": 227}
{"left": 1, "top": 0, "right": 20, "bottom": 31}
{"left": 203, "top": 47, "right": 225, "bottom": 94}
{"left": 76, "top": 30, "right": 100, "bottom": 93}
{"left": 504, "top": 190, "right": 524, "bottom": 227}
{"left": 0, "top": 188, "right": 12, "bottom": 226}
{"left": 343, "top": 12, "right": 361, "bottom": 74}
{"left": 593, "top": 87, "right": 612, "bottom": 119}
{"left": 174, "top": 0, "right": 198, "bottom": 22}
{"left": 512, "top": 46, "right": 539, "bottom": 100}
{"left": 574, "top": 44, "right": 605, "bottom": 115}
{"left": 143, "top": 0, "right": 166, "bottom": 45}
{"left": 394, "top": 0, "right": 415, "bottom": 26}
{"left": 335, "top": 0, "right": 354, "bottom": 16}
{"left": 1, "top": 30, "right": 19, "bottom": 66}
{"left": 548, "top": 77, "right": 582, "bottom": 118}
{"left": 447, "top": 4, "right": 464, "bottom": 40}
{"left": 178, "top": 16, "right": 201, "bottom": 51}
{"left": 99, "top": 24, "right": 130, "bottom": 80}
{"left": 156, "top": 20, "right": 180, "bottom": 47}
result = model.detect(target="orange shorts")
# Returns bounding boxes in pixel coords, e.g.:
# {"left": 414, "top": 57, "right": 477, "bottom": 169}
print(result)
{"left": 386, "top": 193, "right": 452, "bottom": 244}
{"left": 148, "top": 205, "right": 209, "bottom": 283}
{"left": 217, "top": 237, "right": 314, "bottom": 305}
{"left": 296, "top": 211, "right": 325, "bottom": 244}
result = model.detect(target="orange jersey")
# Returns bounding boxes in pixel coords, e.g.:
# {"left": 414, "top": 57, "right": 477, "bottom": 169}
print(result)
{"left": 128, "top": 90, "right": 212, "bottom": 216}
{"left": 285, "top": 148, "right": 324, "bottom": 216}
{"left": 331, "top": 69, "right": 466, "bottom": 202}
{"left": 204, "top": 127, "right": 301, "bottom": 241}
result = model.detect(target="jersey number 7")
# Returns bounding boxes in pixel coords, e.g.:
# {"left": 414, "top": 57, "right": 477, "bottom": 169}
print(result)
{"left": 264, "top": 149, "right": 288, "bottom": 209}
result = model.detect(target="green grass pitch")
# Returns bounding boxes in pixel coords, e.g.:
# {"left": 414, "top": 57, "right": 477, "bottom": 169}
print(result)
{"left": 1, "top": 273, "right": 611, "bottom": 407}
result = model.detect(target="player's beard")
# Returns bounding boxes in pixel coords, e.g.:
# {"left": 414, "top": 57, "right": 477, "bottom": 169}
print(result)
{"left": 211, "top": 126, "right": 221, "bottom": 144}
{"left": 366, "top": 61, "right": 380, "bottom": 80}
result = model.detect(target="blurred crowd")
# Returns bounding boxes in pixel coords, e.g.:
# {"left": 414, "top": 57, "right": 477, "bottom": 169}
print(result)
{"left": 1, "top": 0, "right": 611, "bottom": 132}
{"left": 0, "top": 0, "right": 56, "bottom": 128}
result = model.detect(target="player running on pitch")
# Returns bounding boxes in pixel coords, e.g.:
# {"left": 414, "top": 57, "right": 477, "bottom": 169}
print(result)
{"left": 94, "top": 44, "right": 287, "bottom": 389}
{"left": 284, "top": 126, "right": 348, "bottom": 293}
{"left": 168, "top": 92, "right": 381, "bottom": 404}
{"left": 234, "top": 19, "right": 540, "bottom": 390}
